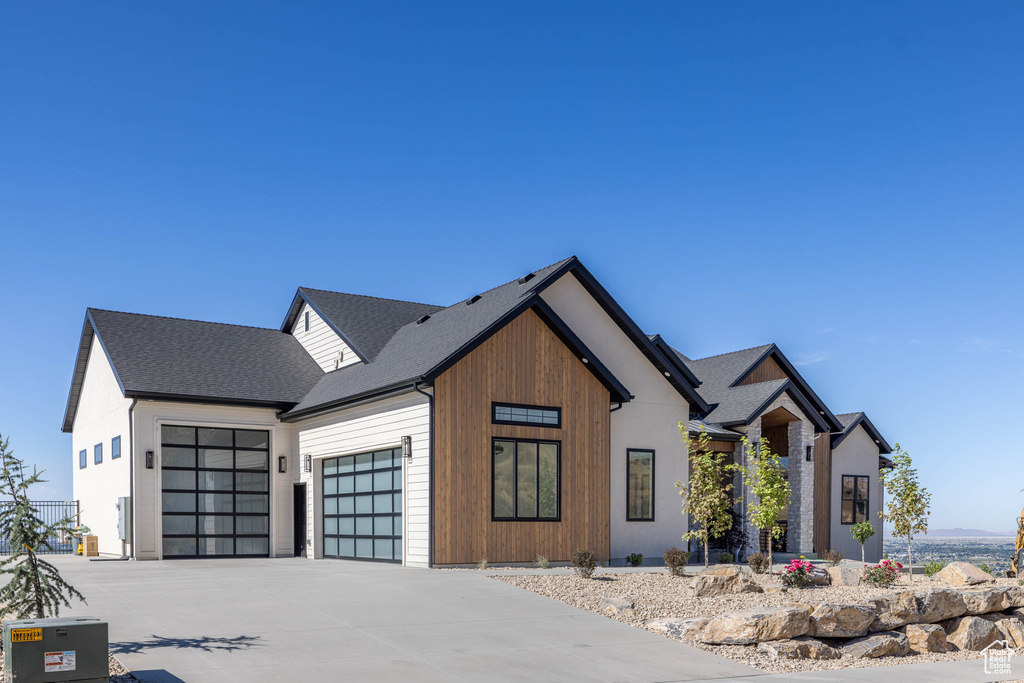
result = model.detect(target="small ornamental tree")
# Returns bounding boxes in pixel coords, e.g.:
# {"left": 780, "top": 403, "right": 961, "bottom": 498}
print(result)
{"left": 851, "top": 521, "right": 876, "bottom": 563}
{"left": 739, "top": 435, "right": 790, "bottom": 572}
{"left": 676, "top": 425, "right": 736, "bottom": 567}
{"left": 0, "top": 434, "right": 85, "bottom": 620}
{"left": 879, "top": 444, "right": 931, "bottom": 584}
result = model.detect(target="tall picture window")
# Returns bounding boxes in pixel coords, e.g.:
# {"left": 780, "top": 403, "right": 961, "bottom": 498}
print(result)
{"left": 841, "top": 475, "right": 870, "bottom": 524}
{"left": 492, "top": 439, "right": 559, "bottom": 521}
{"left": 626, "top": 449, "right": 655, "bottom": 521}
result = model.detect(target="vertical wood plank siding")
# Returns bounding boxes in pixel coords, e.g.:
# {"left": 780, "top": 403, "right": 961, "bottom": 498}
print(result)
{"left": 813, "top": 433, "right": 832, "bottom": 553}
{"left": 433, "top": 308, "right": 611, "bottom": 564}
{"left": 737, "top": 355, "right": 788, "bottom": 385}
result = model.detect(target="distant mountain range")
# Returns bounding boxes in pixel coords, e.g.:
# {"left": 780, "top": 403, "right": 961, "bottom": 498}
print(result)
{"left": 885, "top": 528, "right": 1016, "bottom": 538}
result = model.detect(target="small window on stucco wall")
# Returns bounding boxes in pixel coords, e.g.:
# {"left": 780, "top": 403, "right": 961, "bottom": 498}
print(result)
{"left": 841, "top": 475, "right": 869, "bottom": 524}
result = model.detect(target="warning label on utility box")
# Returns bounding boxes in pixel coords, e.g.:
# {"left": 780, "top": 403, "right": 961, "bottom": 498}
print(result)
{"left": 44, "top": 651, "right": 76, "bottom": 672}
{"left": 11, "top": 628, "right": 42, "bottom": 642}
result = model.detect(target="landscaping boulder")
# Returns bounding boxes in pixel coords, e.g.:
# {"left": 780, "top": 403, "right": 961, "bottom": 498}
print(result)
{"left": 826, "top": 565, "right": 861, "bottom": 587}
{"left": 600, "top": 596, "right": 635, "bottom": 617}
{"left": 978, "top": 614, "right": 1024, "bottom": 648}
{"left": 915, "top": 588, "right": 968, "bottom": 624}
{"left": 842, "top": 631, "right": 910, "bottom": 659}
{"left": 903, "top": 623, "right": 948, "bottom": 653}
{"left": 961, "top": 586, "right": 1016, "bottom": 615}
{"left": 807, "top": 603, "right": 876, "bottom": 638}
{"left": 942, "top": 616, "right": 1003, "bottom": 651}
{"left": 691, "top": 572, "right": 764, "bottom": 597}
{"left": 757, "top": 637, "right": 841, "bottom": 660}
{"left": 646, "top": 616, "right": 710, "bottom": 640}
{"left": 935, "top": 561, "right": 995, "bottom": 586}
{"left": 807, "top": 566, "right": 831, "bottom": 586}
{"left": 703, "top": 565, "right": 742, "bottom": 577}
{"left": 867, "top": 591, "right": 919, "bottom": 631}
{"left": 701, "top": 606, "right": 810, "bottom": 645}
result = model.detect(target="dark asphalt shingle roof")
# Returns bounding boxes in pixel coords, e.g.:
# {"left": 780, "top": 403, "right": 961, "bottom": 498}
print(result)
{"left": 683, "top": 345, "right": 774, "bottom": 390}
{"left": 832, "top": 411, "right": 892, "bottom": 454}
{"left": 294, "top": 289, "right": 443, "bottom": 361}
{"left": 283, "top": 258, "right": 575, "bottom": 417}
{"left": 88, "top": 309, "right": 323, "bottom": 404}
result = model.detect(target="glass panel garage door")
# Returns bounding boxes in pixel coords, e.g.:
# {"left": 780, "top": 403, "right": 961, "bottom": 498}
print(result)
{"left": 161, "top": 425, "right": 271, "bottom": 558}
{"left": 323, "top": 448, "right": 402, "bottom": 562}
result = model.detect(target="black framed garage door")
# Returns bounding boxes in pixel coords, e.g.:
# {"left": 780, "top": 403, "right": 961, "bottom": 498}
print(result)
{"left": 322, "top": 448, "right": 402, "bottom": 562}
{"left": 161, "top": 425, "right": 271, "bottom": 558}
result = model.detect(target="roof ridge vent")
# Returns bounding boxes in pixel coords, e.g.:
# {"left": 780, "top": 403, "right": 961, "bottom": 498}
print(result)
{"left": 415, "top": 314, "right": 431, "bottom": 325}
{"left": 517, "top": 272, "right": 536, "bottom": 285}
{"left": 466, "top": 294, "right": 482, "bottom": 305}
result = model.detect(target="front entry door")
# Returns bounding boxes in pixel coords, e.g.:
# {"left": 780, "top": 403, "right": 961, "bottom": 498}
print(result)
{"left": 294, "top": 483, "right": 307, "bottom": 557}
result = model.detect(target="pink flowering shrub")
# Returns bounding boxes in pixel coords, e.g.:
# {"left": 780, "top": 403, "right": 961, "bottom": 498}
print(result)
{"left": 781, "top": 557, "right": 816, "bottom": 588}
{"left": 862, "top": 559, "right": 903, "bottom": 587}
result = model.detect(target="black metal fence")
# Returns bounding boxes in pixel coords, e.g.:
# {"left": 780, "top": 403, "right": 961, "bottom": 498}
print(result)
{"left": 0, "top": 501, "right": 80, "bottom": 555}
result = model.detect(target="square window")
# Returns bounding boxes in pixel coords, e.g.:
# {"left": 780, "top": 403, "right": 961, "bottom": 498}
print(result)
{"left": 492, "top": 438, "right": 559, "bottom": 521}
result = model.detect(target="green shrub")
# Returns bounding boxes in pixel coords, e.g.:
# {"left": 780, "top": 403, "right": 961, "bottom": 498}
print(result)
{"left": 572, "top": 548, "right": 596, "bottom": 579}
{"left": 978, "top": 562, "right": 996, "bottom": 576}
{"left": 535, "top": 554, "right": 549, "bottom": 569}
{"left": 663, "top": 547, "right": 690, "bottom": 576}
{"left": 625, "top": 552, "right": 644, "bottom": 567}
{"left": 922, "top": 560, "right": 946, "bottom": 577}
{"left": 477, "top": 557, "right": 488, "bottom": 570}
{"left": 1018, "top": 578, "right": 1023, "bottom": 586}
{"left": 747, "top": 552, "right": 769, "bottom": 574}
{"left": 820, "top": 548, "right": 844, "bottom": 566}
{"left": 717, "top": 551, "right": 734, "bottom": 564}
{"left": 862, "top": 559, "right": 902, "bottom": 587}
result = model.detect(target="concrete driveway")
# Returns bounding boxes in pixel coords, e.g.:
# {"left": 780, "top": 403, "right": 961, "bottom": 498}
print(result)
{"left": 50, "top": 556, "right": 1019, "bottom": 683}
{"left": 53, "top": 556, "right": 754, "bottom": 683}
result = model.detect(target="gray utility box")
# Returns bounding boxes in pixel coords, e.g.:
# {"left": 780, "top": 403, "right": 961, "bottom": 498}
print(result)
{"left": 3, "top": 617, "right": 108, "bottom": 683}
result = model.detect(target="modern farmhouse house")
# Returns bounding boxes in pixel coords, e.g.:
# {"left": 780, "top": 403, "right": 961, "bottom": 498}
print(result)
{"left": 63, "top": 256, "right": 891, "bottom": 564}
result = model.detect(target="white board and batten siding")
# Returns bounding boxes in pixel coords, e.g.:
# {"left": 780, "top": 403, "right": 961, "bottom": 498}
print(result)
{"left": 296, "top": 391, "right": 431, "bottom": 567}
{"left": 291, "top": 301, "right": 362, "bottom": 373}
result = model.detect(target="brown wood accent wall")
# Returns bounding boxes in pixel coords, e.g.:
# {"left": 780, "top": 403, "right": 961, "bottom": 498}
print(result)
{"left": 813, "top": 433, "right": 832, "bottom": 554}
{"left": 761, "top": 424, "right": 789, "bottom": 457}
{"left": 737, "top": 354, "right": 788, "bottom": 386}
{"left": 432, "top": 308, "right": 611, "bottom": 564}
{"left": 708, "top": 440, "right": 738, "bottom": 454}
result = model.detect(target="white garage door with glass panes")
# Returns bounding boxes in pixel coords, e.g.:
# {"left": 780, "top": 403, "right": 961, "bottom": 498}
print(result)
{"left": 322, "top": 448, "right": 402, "bottom": 562}
{"left": 161, "top": 425, "right": 271, "bottom": 558}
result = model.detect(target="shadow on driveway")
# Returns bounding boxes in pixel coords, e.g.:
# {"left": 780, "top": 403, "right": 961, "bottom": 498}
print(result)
{"left": 111, "top": 634, "right": 262, "bottom": 655}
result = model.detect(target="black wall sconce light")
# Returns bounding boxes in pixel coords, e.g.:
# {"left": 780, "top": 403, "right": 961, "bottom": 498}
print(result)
{"left": 303, "top": 454, "right": 312, "bottom": 473}
{"left": 278, "top": 456, "right": 287, "bottom": 473}
{"left": 402, "top": 436, "right": 412, "bottom": 459}
{"left": 145, "top": 450, "right": 154, "bottom": 469}
{"left": 806, "top": 445, "right": 813, "bottom": 462}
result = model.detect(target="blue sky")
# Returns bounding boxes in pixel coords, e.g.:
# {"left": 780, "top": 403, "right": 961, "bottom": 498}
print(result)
{"left": 1, "top": 3, "right": 1021, "bottom": 532}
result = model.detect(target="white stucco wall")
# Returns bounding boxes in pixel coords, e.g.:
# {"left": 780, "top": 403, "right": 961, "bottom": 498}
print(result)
{"left": 131, "top": 402, "right": 293, "bottom": 560}
{"left": 291, "top": 301, "right": 361, "bottom": 372}
{"left": 540, "top": 275, "right": 692, "bottom": 563}
{"left": 831, "top": 424, "right": 884, "bottom": 562}
{"left": 295, "top": 391, "right": 431, "bottom": 567}
{"left": 71, "top": 341, "right": 133, "bottom": 556}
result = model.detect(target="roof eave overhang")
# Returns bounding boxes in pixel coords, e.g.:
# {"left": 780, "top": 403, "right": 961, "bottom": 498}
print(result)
{"left": 732, "top": 381, "right": 832, "bottom": 433}
{"left": 61, "top": 311, "right": 128, "bottom": 433}
{"left": 280, "top": 288, "right": 370, "bottom": 363}
{"left": 831, "top": 414, "right": 892, "bottom": 454}
{"left": 278, "top": 381, "right": 421, "bottom": 423}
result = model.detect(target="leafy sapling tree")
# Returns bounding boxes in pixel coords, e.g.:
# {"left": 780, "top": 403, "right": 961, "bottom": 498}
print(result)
{"left": 0, "top": 433, "right": 85, "bottom": 619}
{"left": 676, "top": 425, "right": 736, "bottom": 568}
{"left": 739, "top": 435, "right": 790, "bottom": 572}
{"left": 879, "top": 444, "right": 931, "bottom": 584}
{"left": 851, "top": 521, "right": 875, "bottom": 563}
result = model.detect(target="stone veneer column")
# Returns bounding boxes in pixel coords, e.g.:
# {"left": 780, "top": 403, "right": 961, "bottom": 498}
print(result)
{"left": 787, "top": 418, "right": 815, "bottom": 554}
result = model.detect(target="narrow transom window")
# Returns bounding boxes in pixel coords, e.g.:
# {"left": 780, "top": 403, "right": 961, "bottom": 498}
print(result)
{"left": 627, "top": 449, "right": 655, "bottom": 521}
{"left": 79, "top": 449, "right": 87, "bottom": 469}
{"left": 841, "top": 475, "right": 870, "bottom": 524}
{"left": 94, "top": 443, "right": 103, "bottom": 465}
{"left": 304, "top": 311, "right": 310, "bottom": 332}
{"left": 492, "top": 439, "right": 559, "bottom": 521}
{"left": 492, "top": 402, "right": 561, "bottom": 428}
{"left": 112, "top": 436, "right": 121, "bottom": 460}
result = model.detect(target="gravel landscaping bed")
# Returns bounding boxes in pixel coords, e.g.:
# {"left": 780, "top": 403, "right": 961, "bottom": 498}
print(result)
{"left": 493, "top": 568, "right": 1024, "bottom": 674}
{"left": 0, "top": 651, "right": 131, "bottom": 681}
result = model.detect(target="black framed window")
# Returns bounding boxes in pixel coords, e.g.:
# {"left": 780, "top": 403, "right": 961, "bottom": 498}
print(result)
{"left": 322, "top": 448, "right": 402, "bottom": 562}
{"left": 94, "top": 443, "right": 103, "bottom": 465}
{"left": 112, "top": 436, "right": 121, "bottom": 460}
{"left": 79, "top": 449, "right": 86, "bottom": 469}
{"left": 304, "top": 311, "right": 310, "bottom": 332}
{"left": 160, "top": 425, "right": 271, "bottom": 558}
{"left": 627, "top": 449, "right": 655, "bottom": 521}
{"left": 841, "top": 475, "right": 870, "bottom": 524}
{"left": 492, "top": 402, "right": 561, "bottom": 428}
{"left": 492, "top": 438, "right": 559, "bottom": 521}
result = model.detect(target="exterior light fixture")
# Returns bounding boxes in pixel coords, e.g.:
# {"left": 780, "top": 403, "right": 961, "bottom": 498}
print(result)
{"left": 402, "top": 436, "right": 412, "bottom": 458}
{"left": 806, "top": 445, "right": 813, "bottom": 462}
{"left": 145, "top": 450, "right": 154, "bottom": 469}
{"left": 303, "top": 454, "right": 312, "bottom": 473}
{"left": 278, "top": 456, "right": 287, "bottom": 473}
